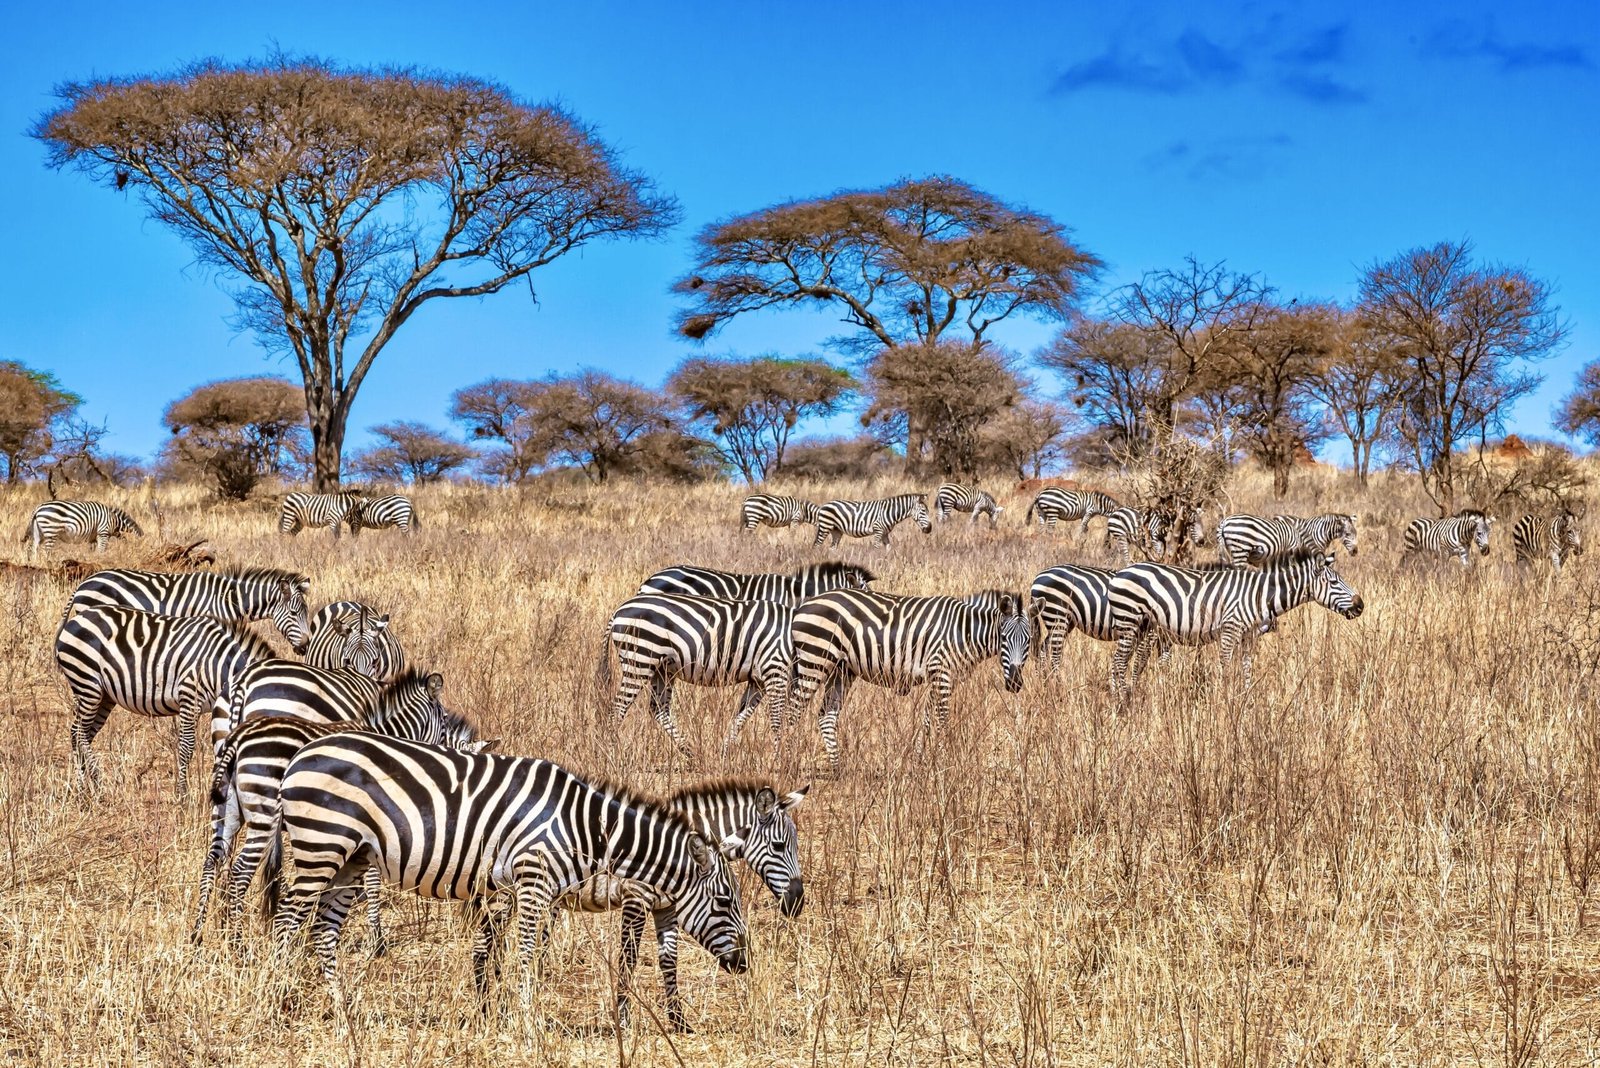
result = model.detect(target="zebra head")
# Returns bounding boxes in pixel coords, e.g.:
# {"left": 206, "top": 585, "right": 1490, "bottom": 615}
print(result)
{"left": 1558, "top": 512, "right": 1584, "bottom": 558}
{"left": 997, "top": 593, "right": 1029, "bottom": 692}
{"left": 334, "top": 608, "right": 390, "bottom": 680}
{"left": 1145, "top": 513, "right": 1171, "bottom": 562}
{"left": 272, "top": 575, "right": 312, "bottom": 654}
{"left": 1461, "top": 510, "right": 1493, "bottom": 556}
{"left": 1179, "top": 507, "right": 1207, "bottom": 548}
{"left": 1336, "top": 514, "right": 1359, "bottom": 556}
{"left": 913, "top": 495, "right": 933, "bottom": 534}
{"left": 676, "top": 832, "right": 751, "bottom": 975}
{"left": 1308, "top": 553, "right": 1364, "bottom": 619}
{"left": 436, "top": 707, "right": 498, "bottom": 754}
{"left": 116, "top": 510, "right": 145, "bottom": 538}
{"left": 730, "top": 785, "right": 810, "bottom": 917}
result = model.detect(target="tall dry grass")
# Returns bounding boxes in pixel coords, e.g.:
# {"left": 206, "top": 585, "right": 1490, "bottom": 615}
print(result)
{"left": 2, "top": 469, "right": 1599, "bottom": 1066}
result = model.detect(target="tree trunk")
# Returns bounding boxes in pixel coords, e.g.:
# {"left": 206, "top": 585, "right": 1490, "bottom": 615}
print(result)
{"left": 309, "top": 404, "right": 346, "bottom": 491}
{"left": 1272, "top": 460, "right": 1290, "bottom": 499}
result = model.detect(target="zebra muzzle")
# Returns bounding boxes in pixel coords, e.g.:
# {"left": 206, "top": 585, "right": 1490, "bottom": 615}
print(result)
{"left": 720, "top": 938, "right": 751, "bottom": 974}
{"left": 780, "top": 879, "right": 804, "bottom": 918}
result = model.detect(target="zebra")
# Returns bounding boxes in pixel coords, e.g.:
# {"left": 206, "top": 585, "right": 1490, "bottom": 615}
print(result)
{"left": 637, "top": 561, "right": 875, "bottom": 606}
{"left": 62, "top": 566, "right": 312, "bottom": 654}
{"left": 351, "top": 493, "right": 419, "bottom": 535}
{"left": 1105, "top": 506, "right": 1168, "bottom": 565}
{"left": 193, "top": 670, "right": 482, "bottom": 948}
{"left": 53, "top": 606, "right": 278, "bottom": 794}
{"left": 303, "top": 601, "right": 407, "bottom": 681}
{"left": 1402, "top": 510, "right": 1493, "bottom": 567}
{"left": 789, "top": 589, "right": 1030, "bottom": 770}
{"left": 740, "top": 494, "right": 819, "bottom": 532}
{"left": 1108, "top": 548, "right": 1364, "bottom": 693}
{"left": 24, "top": 500, "right": 143, "bottom": 556}
{"left": 933, "top": 483, "right": 1003, "bottom": 526}
{"left": 1513, "top": 511, "right": 1583, "bottom": 571}
{"left": 812, "top": 494, "right": 932, "bottom": 547}
{"left": 277, "top": 491, "right": 364, "bottom": 539}
{"left": 1217, "top": 513, "right": 1358, "bottom": 567}
{"left": 597, "top": 593, "right": 793, "bottom": 756}
{"left": 1025, "top": 488, "right": 1120, "bottom": 533}
{"left": 1027, "top": 565, "right": 1128, "bottom": 673}
{"left": 266, "top": 737, "right": 750, "bottom": 1013}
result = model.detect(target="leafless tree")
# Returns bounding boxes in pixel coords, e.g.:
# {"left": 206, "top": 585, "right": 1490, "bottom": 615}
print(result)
{"left": 450, "top": 379, "right": 543, "bottom": 483}
{"left": 978, "top": 399, "right": 1071, "bottom": 480}
{"left": 1038, "top": 319, "right": 1166, "bottom": 460}
{"left": 519, "top": 372, "right": 676, "bottom": 483}
{"left": 1308, "top": 310, "right": 1404, "bottom": 486}
{"left": 349, "top": 422, "right": 475, "bottom": 485}
{"left": 1557, "top": 358, "right": 1600, "bottom": 447}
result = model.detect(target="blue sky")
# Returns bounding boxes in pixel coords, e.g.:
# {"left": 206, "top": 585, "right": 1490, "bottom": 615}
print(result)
{"left": 4, "top": 0, "right": 1597, "bottom": 462}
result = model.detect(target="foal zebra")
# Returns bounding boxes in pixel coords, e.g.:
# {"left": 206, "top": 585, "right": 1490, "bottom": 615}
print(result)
{"left": 637, "top": 562, "right": 875, "bottom": 606}
{"left": 54, "top": 606, "right": 278, "bottom": 794}
{"left": 351, "top": 494, "right": 418, "bottom": 534}
{"left": 1513, "top": 512, "right": 1583, "bottom": 571}
{"left": 24, "top": 500, "right": 143, "bottom": 556}
{"left": 278, "top": 491, "right": 364, "bottom": 539}
{"left": 598, "top": 593, "right": 793, "bottom": 755}
{"left": 740, "top": 494, "right": 819, "bottom": 532}
{"left": 1402, "top": 510, "right": 1493, "bottom": 567}
{"left": 63, "top": 567, "right": 311, "bottom": 653}
{"left": 1217, "top": 513, "right": 1358, "bottom": 567}
{"left": 812, "top": 494, "right": 932, "bottom": 547}
{"left": 789, "top": 589, "right": 1030, "bottom": 769}
{"left": 1108, "top": 549, "right": 1364, "bottom": 693}
{"left": 303, "top": 601, "right": 407, "bottom": 681}
{"left": 268, "top": 739, "right": 750, "bottom": 1011}
{"left": 1105, "top": 507, "right": 1168, "bottom": 565}
{"left": 933, "top": 484, "right": 1003, "bottom": 526}
{"left": 1026, "top": 488, "right": 1120, "bottom": 533}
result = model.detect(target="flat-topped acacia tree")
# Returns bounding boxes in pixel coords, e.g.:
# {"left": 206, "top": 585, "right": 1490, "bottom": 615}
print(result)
{"left": 36, "top": 58, "right": 679, "bottom": 489}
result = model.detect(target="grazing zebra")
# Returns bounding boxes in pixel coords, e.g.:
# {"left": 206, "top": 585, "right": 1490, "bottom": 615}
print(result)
{"left": 24, "top": 500, "right": 143, "bottom": 556}
{"left": 277, "top": 491, "right": 364, "bottom": 539}
{"left": 812, "top": 494, "right": 932, "bottom": 547}
{"left": 1217, "top": 512, "right": 1358, "bottom": 567}
{"left": 267, "top": 738, "right": 750, "bottom": 1011}
{"left": 1108, "top": 548, "right": 1364, "bottom": 693}
{"left": 1402, "top": 510, "right": 1493, "bottom": 567}
{"left": 789, "top": 589, "right": 1029, "bottom": 770}
{"left": 303, "top": 601, "right": 407, "bottom": 681}
{"left": 637, "top": 561, "right": 875, "bottom": 606}
{"left": 54, "top": 606, "right": 278, "bottom": 794}
{"left": 351, "top": 493, "right": 419, "bottom": 534}
{"left": 740, "top": 494, "right": 819, "bottom": 532}
{"left": 1027, "top": 564, "right": 1145, "bottom": 673}
{"left": 933, "top": 483, "right": 1003, "bottom": 526}
{"left": 223, "top": 658, "right": 412, "bottom": 745}
{"left": 62, "top": 567, "right": 311, "bottom": 654}
{"left": 1105, "top": 507, "right": 1168, "bottom": 565}
{"left": 1026, "top": 488, "right": 1120, "bottom": 533}
{"left": 194, "top": 671, "right": 480, "bottom": 947}
{"left": 1513, "top": 511, "right": 1583, "bottom": 571}
{"left": 597, "top": 593, "right": 793, "bottom": 756}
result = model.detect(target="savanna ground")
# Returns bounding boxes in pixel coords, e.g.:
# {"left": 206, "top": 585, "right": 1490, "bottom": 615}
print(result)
{"left": 1, "top": 469, "right": 1599, "bottom": 1067}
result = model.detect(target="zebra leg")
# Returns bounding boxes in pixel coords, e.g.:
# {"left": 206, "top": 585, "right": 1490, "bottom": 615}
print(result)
{"left": 224, "top": 819, "right": 280, "bottom": 942}
{"left": 610, "top": 660, "right": 649, "bottom": 721}
{"left": 512, "top": 860, "right": 558, "bottom": 1011}
{"left": 1129, "top": 632, "right": 1158, "bottom": 684}
{"left": 725, "top": 683, "right": 764, "bottom": 753}
{"left": 1111, "top": 629, "right": 1142, "bottom": 694}
{"left": 877, "top": 526, "right": 891, "bottom": 547}
{"left": 94, "top": 533, "right": 108, "bottom": 553}
{"left": 818, "top": 672, "right": 853, "bottom": 772}
{"left": 308, "top": 880, "right": 362, "bottom": 990}
{"left": 174, "top": 684, "right": 205, "bottom": 797}
{"left": 653, "top": 906, "right": 693, "bottom": 1032}
{"left": 1048, "top": 622, "right": 1068, "bottom": 674}
{"left": 613, "top": 898, "right": 648, "bottom": 1031}
{"left": 648, "top": 674, "right": 694, "bottom": 759}
{"left": 362, "top": 865, "right": 388, "bottom": 957}
{"left": 192, "top": 781, "right": 243, "bottom": 945}
{"left": 470, "top": 897, "right": 510, "bottom": 1005}
{"left": 764, "top": 666, "right": 789, "bottom": 753}
{"left": 68, "top": 690, "right": 115, "bottom": 794}
{"left": 925, "top": 668, "right": 954, "bottom": 736}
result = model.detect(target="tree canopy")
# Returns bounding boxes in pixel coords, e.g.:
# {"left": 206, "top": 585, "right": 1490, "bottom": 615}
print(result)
{"left": 0, "top": 361, "right": 82, "bottom": 483}
{"left": 162, "top": 375, "right": 307, "bottom": 498}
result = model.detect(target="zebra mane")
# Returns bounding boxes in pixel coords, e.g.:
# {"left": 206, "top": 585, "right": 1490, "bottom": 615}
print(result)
{"left": 222, "top": 565, "right": 309, "bottom": 585}
{"left": 668, "top": 777, "right": 776, "bottom": 808}
{"left": 799, "top": 561, "right": 876, "bottom": 583}
{"left": 583, "top": 777, "right": 704, "bottom": 840}
{"left": 215, "top": 618, "right": 281, "bottom": 660}
{"left": 1454, "top": 508, "right": 1488, "bottom": 519}
{"left": 376, "top": 666, "right": 437, "bottom": 695}
{"left": 1257, "top": 545, "right": 1329, "bottom": 568}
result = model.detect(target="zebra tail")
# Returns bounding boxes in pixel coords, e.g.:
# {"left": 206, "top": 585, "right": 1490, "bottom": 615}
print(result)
{"left": 259, "top": 818, "right": 285, "bottom": 924}
{"left": 594, "top": 629, "right": 614, "bottom": 695}
{"left": 1025, "top": 499, "right": 1037, "bottom": 524}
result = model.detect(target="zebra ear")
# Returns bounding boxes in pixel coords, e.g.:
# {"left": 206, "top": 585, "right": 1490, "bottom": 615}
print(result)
{"left": 374, "top": 615, "right": 390, "bottom": 630}
{"left": 781, "top": 784, "right": 810, "bottom": 812}
{"left": 1323, "top": 553, "right": 1336, "bottom": 568}
{"left": 718, "top": 833, "right": 746, "bottom": 859}
{"left": 469, "top": 738, "right": 499, "bottom": 754}
{"left": 999, "top": 595, "right": 1019, "bottom": 618}
{"left": 754, "top": 787, "right": 778, "bottom": 815}
{"left": 296, "top": 576, "right": 311, "bottom": 592}
{"left": 688, "top": 833, "right": 712, "bottom": 871}
{"left": 425, "top": 672, "right": 444, "bottom": 697}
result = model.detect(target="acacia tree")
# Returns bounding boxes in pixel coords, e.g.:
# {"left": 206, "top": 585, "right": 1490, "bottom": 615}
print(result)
{"left": 1039, "top": 319, "right": 1168, "bottom": 459}
{"left": 667, "top": 355, "right": 856, "bottom": 483}
{"left": 521, "top": 372, "right": 675, "bottom": 483}
{"left": 37, "top": 58, "right": 678, "bottom": 489}
{"left": 163, "top": 376, "right": 306, "bottom": 498}
{"left": 978, "top": 399, "right": 1070, "bottom": 480}
{"left": 1556, "top": 358, "right": 1600, "bottom": 446}
{"left": 862, "top": 341, "right": 1024, "bottom": 478}
{"left": 349, "top": 422, "right": 474, "bottom": 484}
{"left": 1360, "top": 241, "right": 1564, "bottom": 511}
{"left": 674, "top": 176, "right": 1101, "bottom": 353}
{"left": 1308, "top": 310, "right": 1403, "bottom": 486}
{"left": 450, "top": 379, "right": 543, "bottom": 482}
{"left": 0, "top": 361, "right": 81, "bottom": 482}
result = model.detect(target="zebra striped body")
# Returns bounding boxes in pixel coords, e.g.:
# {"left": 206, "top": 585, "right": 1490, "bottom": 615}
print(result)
{"left": 637, "top": 561, "right": 875, "bottom": 606}
{"left": 1513, "top": 512, "right": 1582, "bottom": 571}
{"left": 1026, "top": 488, "right": 1120, "bottom": 533}
{"left": 268, "top": 738, "right": 750, "bottom": 1010}
{"left": 1402, "top": 511, "right": 1493, "bottom": 567}
{"left": 812, "top": 494, "right": 932, "bottom": 547}
{"left": 352, "top": 494, "right": 418, "bottom": 534}
{"left": 1027, "top": 565, "right": 1120, "bottom": 672}
{"left": 193, "top": 671, "right": 474, "bottom": 947}
{"left": 277, "top": 491, "right": 363, "bottom": 539}
{"left": 789, "top": 589, "right": 1029, "bottom": 769}
{"left": 740, "top": 494, "right": 819, "bottom": 532}
{"left": 598, "top": 593, "right": 793, "bottom": 755}
{"left": 63, "top": 567, "right": 311, "bottom": 653}
{"left": 1105, "top": 507, "right": 1168, "bottom": 565}
{"left": 54, "top": 606, "right": 277, "bottom": 793}
{"left": 303, "top": 601, "right": 407, "bottom": 681}
{"left": 933, "top": 484, "right": 1003, "bottom": 526}
{"left": 1218, "top": 513, "right": 1358, "bottom": 567}
{"left": 1108, "top": 550, "right": 1364, "bottom": 692}
{"left": 24, "top": 500, "right": 143, "bottom": 556}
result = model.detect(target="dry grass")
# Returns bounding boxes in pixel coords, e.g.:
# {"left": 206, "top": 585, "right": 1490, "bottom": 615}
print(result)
{"left": 2, "top": 469, "right": 1600, "bottom": 1066}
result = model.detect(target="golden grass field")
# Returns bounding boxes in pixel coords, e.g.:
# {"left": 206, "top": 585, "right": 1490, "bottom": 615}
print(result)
{"left": 1, "top": 469, "right": 1598, "bottom": 1067}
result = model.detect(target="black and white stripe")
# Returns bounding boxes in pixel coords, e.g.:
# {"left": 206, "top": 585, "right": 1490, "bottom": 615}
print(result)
{"left": 63, "top": 566, "right": 312, "bottom": 654}
{"left": 1108, "top": 549, "right": 1364, "bottom": 692}
{"left": 1402, "top": 510, "right": 1493, "bottom": 567}
{"left": 789, "top": 589, "right": 1029, "bottom": 769}
{"left": 54, "top": 606, "right": 277, "bottom": 793}
{"left": 740, "top": 494, "right": 819, "bottom": 532}
{"left": 24, "top": 500, "right": 143, "bottom": 555}
{"left": 1105, "top": 506, "right": 1168, "bottom": 565}
{"left": 267, "top": 739, "right": 751, "bottom": 1012}
{"left": 277, "top": 491, "right": 364, "bottom": 539}
{"left": 812, "top": 494, "right": 932, "bottom": 547}
{"left": 597, "top": 593, "right": 793, "bottom": 756}
{"left": 303, "top": 601, "right": 407, "bottom": 681}
{"left": 1027, "top": 565, "right": 1120, "bottom": 673}
{"left": 637, "top": 561, "right": 875, "bottom": 606}
{"left": 1513, "top": 511, "right": 1583, "bottom": 571}
{"left": 933, "top": 484, "right": 1003, "bottom": 526}
{"left": 352, "top": 494, "right": 419, "bottom": 534}
{"left": 1025, "top": 488, "right": 1120, "bottom": 533}
{"left": 1218, "top": 512, "right": 1358, "bottom": 567}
